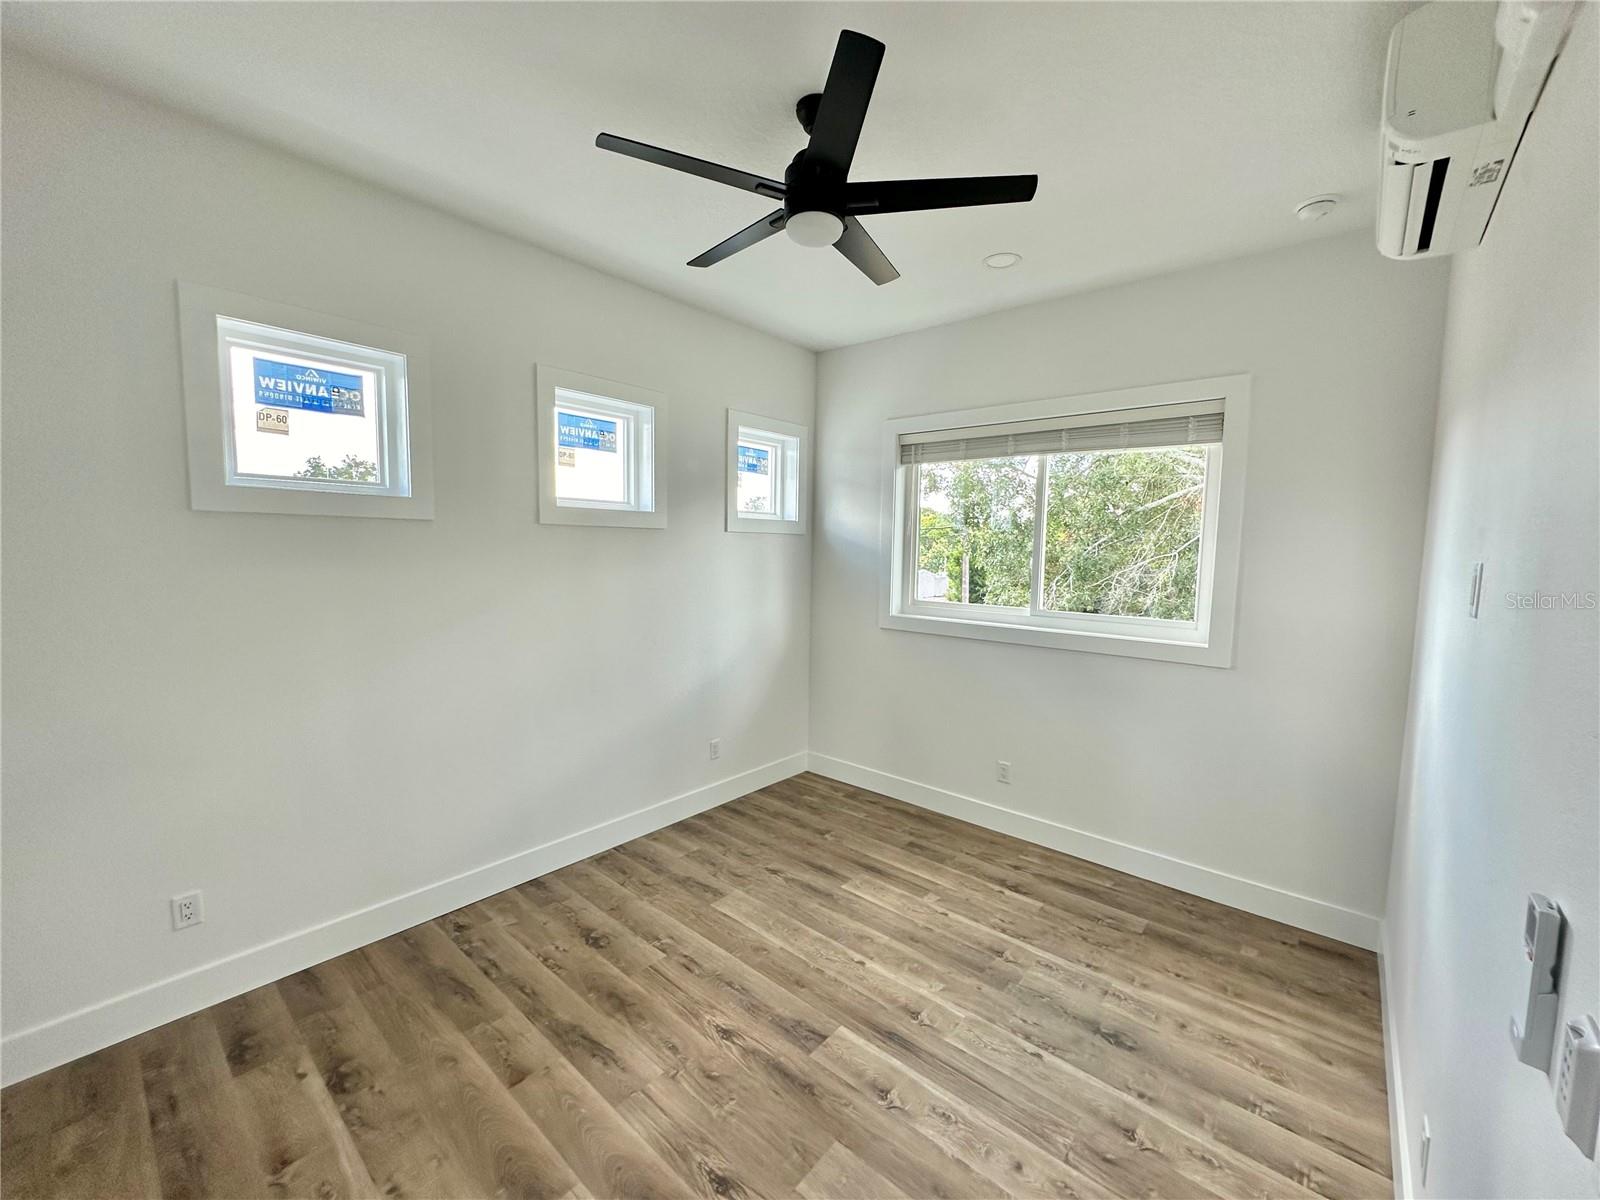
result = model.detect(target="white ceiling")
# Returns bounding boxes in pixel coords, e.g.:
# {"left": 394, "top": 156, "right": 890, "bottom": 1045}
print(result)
{"left": 2, "top": 1, "right": 1412, "bottom": 350}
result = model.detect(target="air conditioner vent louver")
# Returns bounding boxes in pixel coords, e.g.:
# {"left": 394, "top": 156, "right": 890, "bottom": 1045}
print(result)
{"left": 1415, "top": 157, "right": 1451, "bottom": 253}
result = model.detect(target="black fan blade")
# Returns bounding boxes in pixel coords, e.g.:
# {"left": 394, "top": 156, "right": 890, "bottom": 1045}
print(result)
{"left": 834, "top": 217, "right": 898, "bottom": 285}
{"left": 806, "top": 31, "right": 885, "bottom": 176}
{"left": 846, "top": 175, "right": 1038, "bottom": 214}
{"left": 596, "top": 134, "right": 785, "bottom": 198}
{"left": 688, "top": 209, "right": 788, "bottom": 267}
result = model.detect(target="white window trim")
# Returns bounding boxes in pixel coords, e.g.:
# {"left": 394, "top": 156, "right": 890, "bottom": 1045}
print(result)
{"left": 726, "top": 409, "right": 808, "bottom": 534}
{"left": 178, "top": 282, "right": 434, "bottom": 519}
{"left": 536, "top": 365, "right": 668, "bottom": 529}
{"left": 879, "top": 374, "right": 1250, "bottom": 667}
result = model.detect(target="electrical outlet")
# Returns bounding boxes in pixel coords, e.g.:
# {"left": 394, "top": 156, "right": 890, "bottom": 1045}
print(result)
{"left": 708, "top": 738, "right": 721, "bottom": 761}
{"left": 1419, "top": 1115, "right": 1431, "bottom": 1187}
{"left": 996, "top": 760, "right": 1012, "bottom": 784}
{"left": 170, "top": 891, "right": 204, "bottom": 931}
{"left": 1556, "top": 1015, "right": 1600, "bottom": 1159}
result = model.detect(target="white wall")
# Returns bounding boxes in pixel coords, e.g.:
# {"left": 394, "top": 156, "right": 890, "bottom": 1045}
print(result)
{"left": 1384, "top": 8, "right": 1599, "bottom": 1197}
{"left": 810, "top": 232, "right": 1451, "bottom": 945}
{"left": 0, "top": 50, "right": 813, "bottom": 1082}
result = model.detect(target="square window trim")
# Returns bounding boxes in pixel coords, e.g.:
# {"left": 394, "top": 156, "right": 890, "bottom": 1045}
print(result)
{"left": 177, "top": 282, "right": 434, "bottom": 520}
{"left": 726, "top": 409, "right": 808, "bottom": 534}
{"left": 536, "top": 365, "right": 667, "bottom": 529}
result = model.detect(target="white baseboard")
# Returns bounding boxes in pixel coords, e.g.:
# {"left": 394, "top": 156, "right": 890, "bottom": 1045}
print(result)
{"left": 1379, "top": 920, "right": 1412, "bottom": 1199}
{"left": 805, "top": 752, "right": 1381, "bottom": 951}
{"left": 0, "top": 753, "right": 807, "bottom": 1087}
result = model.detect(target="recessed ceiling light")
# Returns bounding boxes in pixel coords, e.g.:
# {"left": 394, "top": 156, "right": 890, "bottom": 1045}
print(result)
{"left": 1295, "top": 194, "right": 1343, "bottom": 222}
{"left": 984, "top": 252, "right": 1022, "bottom": 269}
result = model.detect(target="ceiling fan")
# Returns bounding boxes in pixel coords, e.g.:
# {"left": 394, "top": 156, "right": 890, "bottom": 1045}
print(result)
{"left": 595, "top": 29, "right": 1038, "bottom": 285}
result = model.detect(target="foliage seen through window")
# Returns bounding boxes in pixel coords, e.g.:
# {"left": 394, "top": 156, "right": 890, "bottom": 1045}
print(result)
{"left": 915, "top": 446, "right": 1206, "bottom": 620}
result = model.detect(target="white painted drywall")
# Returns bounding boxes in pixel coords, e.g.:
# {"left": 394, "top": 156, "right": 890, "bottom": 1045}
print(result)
{"left": 810, "top": 232, "right": 1450, "bottom": 939}
{"left": 0, "top": 50, "right": 813, "bottom": 1078}
{"left": 1384, "top": 7, "right": 1599, "bottom": 1196}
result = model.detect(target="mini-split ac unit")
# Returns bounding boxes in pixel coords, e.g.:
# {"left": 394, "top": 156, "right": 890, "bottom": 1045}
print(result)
{"left": 1378, "top": 1, "right": 1577, "bottom": 260}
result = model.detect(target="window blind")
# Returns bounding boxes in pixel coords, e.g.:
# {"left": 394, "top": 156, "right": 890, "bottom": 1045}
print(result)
{"left": 899, "top": 403, "right": 1223, "bottom": 466}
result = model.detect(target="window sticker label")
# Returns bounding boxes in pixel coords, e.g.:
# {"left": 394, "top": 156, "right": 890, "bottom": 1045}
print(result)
{"left": 738, "top": 445, "right": 771, "bottom": 475}
{"left": 256, "top": 407, "right": 291, "bottom": 435}
{"left": 558, "top": 412, "right": 618, "bottom": 452}
{"left": 254, "top": 358, "right": 365, "bottom": 416}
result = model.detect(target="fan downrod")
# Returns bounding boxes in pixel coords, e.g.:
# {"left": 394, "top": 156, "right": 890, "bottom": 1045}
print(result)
{"left": 795, "top": 93, "right": 823, "bottom": 135}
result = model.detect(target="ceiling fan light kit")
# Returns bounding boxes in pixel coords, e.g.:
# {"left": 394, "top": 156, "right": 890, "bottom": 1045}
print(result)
{"left": 786, "top": 210, "right": 845, "bottom": 247}
{"left": 595, "top": 29, "right": 1038, "bottom": 285}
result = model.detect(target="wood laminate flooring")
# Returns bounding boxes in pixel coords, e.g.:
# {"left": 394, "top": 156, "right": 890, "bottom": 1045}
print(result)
{"left": 1, "top": 774, "right": 1391, "bottom": 1199}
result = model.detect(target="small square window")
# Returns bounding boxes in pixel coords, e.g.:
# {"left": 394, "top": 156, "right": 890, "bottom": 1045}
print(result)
{"left": 555, "top": 403, "right": 631, "bottom": 505}
{"left": 221, "top": 323, "right": 403, "bottom": 495}
{"left": 737, "top": 438, "right": 780, "bottom": 515}
{"left": 537, "top": 366, "right": 666, "bottom": 528}
{"left": 178, "top": 283, "right": 432, "bottom": 519}
{"left": 726, "top": 410, "right": 807, "bottom": 534}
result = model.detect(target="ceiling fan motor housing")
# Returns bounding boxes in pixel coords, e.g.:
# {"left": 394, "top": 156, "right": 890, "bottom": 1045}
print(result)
{"left": 784, "top": 146, "right": 846, "bottom": 222}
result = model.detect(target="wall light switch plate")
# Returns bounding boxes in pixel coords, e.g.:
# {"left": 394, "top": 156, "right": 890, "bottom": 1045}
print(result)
{"left": 1419, "top": 1115, "right": 1431, "bottom": 1186}
{"left": 1512, "top": 893, "right": 1564, "bottom": 1070}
